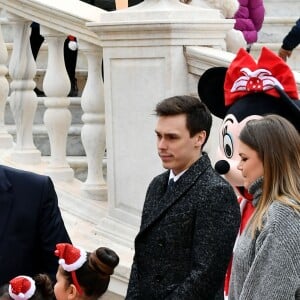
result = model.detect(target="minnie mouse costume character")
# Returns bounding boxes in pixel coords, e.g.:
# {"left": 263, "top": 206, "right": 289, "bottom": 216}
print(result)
{"left": 198, "top": 46, "right": 300, "bottom": 297}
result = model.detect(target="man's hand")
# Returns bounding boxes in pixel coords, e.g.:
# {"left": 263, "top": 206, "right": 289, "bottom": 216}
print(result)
{"left": 278, "top": 47, "right": 292, "bottom": 61}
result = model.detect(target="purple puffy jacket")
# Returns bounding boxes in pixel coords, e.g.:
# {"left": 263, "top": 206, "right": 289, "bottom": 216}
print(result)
{"left": 234, "top": 0, "right": 265, "bottom": 44}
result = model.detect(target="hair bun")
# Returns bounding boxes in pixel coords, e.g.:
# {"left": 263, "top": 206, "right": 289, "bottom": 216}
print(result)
{"left": 89, "top": 247, "right": 119, "bottom": 276}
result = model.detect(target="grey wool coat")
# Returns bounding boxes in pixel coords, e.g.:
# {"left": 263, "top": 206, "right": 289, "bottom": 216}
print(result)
{"left": 126, "top": 154, "right": 241, "bottom": 300}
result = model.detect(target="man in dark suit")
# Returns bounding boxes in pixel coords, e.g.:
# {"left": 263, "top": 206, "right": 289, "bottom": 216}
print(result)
{"left": 0, "top": 165, "right": 71, "bottom": 285}
{"left": 126, "top": 96, "right": 241, "bottom": 299}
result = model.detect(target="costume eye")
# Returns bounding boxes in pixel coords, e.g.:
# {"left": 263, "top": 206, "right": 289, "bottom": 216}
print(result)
{"left": 223, "top": 133, "right": 233, "bottom": 158}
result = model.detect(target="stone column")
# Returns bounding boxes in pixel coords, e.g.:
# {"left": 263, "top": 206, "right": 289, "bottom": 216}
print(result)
{"left": 8, "top": 15, "right": 41, "bottom": 163}
{"left": 79, "top": 41, "right": 107, "bottom": 200}
{"left": 0, "top": 10, "right": 13, "bottom": 149}
{"left": 41, "top": 26, "right": 74, "bottom": 181}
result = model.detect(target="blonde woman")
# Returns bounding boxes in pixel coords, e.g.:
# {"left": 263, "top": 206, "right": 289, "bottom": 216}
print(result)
{"left": 229, "top": 115, "right": 300, "bottom": 299}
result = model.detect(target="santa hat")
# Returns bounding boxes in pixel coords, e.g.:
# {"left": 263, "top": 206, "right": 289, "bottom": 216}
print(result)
{"left": 67, "top": 35, "right": 78, "bottom": 51}
{"left": 55, "top": 243, "right": 87, "bottom": 295}
{"left": 9, "top": 276, "right": 36, "bottom": 300}
{"left": 54, "top": 243, "right": 87, "bottom": 272}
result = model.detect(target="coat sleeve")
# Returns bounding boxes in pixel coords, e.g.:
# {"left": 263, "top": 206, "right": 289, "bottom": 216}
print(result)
{"left": 165, "top": 183, "right": 241, "bottom": 299}
{"left": 125, "top": 255, "right": 140, "bottom": 299}
{"left": 239, "top": 232, "right": 298, "bottom": 299}
{"left": 282, "top": 18, "right": 300, "bottom": 51}
{"left": 38, "top": 176, "right": 71, "bottom": 281}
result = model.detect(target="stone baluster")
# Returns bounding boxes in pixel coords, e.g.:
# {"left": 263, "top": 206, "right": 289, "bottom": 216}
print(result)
{"left": 8, "top": 15, "right": 41, "bottom": 164}
{"left": 0, "top": 10, "right": 13, "bottom": 149}
{"left": 80, "top": 41, "right": 106, "bottom": 200}
{"left": 41, "top": 26, "right": 74, "bottom": 181}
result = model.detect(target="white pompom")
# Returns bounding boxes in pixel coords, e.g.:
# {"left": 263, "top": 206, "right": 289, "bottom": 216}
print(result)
{"left": 68, "top": 40, "right": 78, "bottom": 51}
{"left": 59, "top": 258, "right": 65, "bottom": 265}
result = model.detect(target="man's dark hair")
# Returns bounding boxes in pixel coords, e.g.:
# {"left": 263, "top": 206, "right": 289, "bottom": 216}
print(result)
{"left": 155, "top": 95, "right": 212, "bottom": 147}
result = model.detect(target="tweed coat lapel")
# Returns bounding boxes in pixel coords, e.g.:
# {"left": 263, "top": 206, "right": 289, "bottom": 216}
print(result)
{"left": 138, "top": 154, "right": 210, "bottom": 235}
{"left": 0, "top": 166, "right": 13, "bottom": 240}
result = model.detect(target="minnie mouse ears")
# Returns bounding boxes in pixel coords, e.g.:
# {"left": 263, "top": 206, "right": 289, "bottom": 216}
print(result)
{"left": 198, "top": 66, "right": 228, "bottom": 119}
{"left": 9, "top": 276, "right": 36, "bottom": 300}
{"left": 198, "top": 47, "right": 300, "bottom": 124}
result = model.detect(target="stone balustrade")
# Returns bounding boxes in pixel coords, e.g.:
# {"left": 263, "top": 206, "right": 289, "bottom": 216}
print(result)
{"left": 0, "top": 0, "right": 107, "bottom": 201}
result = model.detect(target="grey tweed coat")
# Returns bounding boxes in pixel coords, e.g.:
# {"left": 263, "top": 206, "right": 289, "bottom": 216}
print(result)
{"left": 126, "top": 154, "right": 241, "bottom": 300}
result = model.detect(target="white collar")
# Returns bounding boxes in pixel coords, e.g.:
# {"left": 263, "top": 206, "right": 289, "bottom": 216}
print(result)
{"left": 169, "top": 169, "right": 187, "bottom": 182}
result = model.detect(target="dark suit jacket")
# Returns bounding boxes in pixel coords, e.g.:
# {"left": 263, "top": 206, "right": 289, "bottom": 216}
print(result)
{"left": 126, "top": 154, "right": 241, "bottom": 300}
{"left": 0, "top": 165, "right": 71, "bottom": 285}
{"left": 81, "top": 0, "right": 144, "bottom": 11}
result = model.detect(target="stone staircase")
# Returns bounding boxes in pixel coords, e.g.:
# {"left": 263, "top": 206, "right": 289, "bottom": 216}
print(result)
{"left": 252, "top": 0, "right": 300, "bottom": 71}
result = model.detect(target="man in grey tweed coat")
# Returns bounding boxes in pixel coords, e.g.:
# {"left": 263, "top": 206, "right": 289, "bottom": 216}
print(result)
{"left": 126, "top": 95, "right": 241, "bottom": 300}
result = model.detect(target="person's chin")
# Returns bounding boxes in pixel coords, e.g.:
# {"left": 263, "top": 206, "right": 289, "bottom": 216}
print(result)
{"left": 161, "top": 160, "right": 173, "bottom": 170}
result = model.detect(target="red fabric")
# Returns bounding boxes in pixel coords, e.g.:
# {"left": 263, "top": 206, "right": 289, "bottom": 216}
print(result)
{"left": 55, "top": 243, "right": 81, "bottom": 265}
{"left": 224, "top": 47, "right": 298, "bottom": 106}
{"left": 10, "top": 277, "right": 31, "bottom": 294}
{"left": 71, "top": 271, "right": 83, "bottom": 295}
{"left": 224, "top": 256, "right": 233, "bottom": 296}
{"left": 67, "top": 35, "right": 76, "bottom": 41}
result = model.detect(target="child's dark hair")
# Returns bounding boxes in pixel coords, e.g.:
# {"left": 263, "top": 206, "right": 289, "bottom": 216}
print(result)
{"left": 32, "top": 274, "right": 55, "bottom": 300}
{"left": 155, "top": 95, "right": 212, "bottom": 148}
{"left": 62, "top": 247, "right": 119, "bottom": 298}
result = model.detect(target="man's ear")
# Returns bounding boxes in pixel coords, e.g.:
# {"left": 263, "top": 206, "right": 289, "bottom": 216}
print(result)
{"left": 195, "top": 131, "right": 207, "bottom": 148}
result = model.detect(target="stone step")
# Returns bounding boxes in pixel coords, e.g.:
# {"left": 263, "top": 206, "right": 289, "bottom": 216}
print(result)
{"left": 251, "top": 42, "right": 300, "bottom": 72}
{"left": 5, "top": 97, "right": 88, "bottom": 181}
{"left": 5, "top": 97, "right": 83, "bottom": 125}
{"left": 41, "top": 155, "right": 107, "bottom": 182}
{"left": 258, "top": 16, "right": 299, "bottom": 44}
{"left": 6, "top": 123, "right": 85, "bottom": 156}
{"left": 263, "top": 0, "right": 300, "bottom": 17}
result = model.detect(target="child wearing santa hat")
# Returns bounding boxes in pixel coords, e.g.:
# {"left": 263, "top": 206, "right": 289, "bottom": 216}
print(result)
{"left": 0, "top": 274, "right": 54, "bottom": 300}
{"left": 54, "top": 243, "right": 119, "bottom": 300}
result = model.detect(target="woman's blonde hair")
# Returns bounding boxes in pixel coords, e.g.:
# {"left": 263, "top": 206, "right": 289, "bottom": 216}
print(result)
{"left": 239, "top": 115, "right": 300, "bottom": 234}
